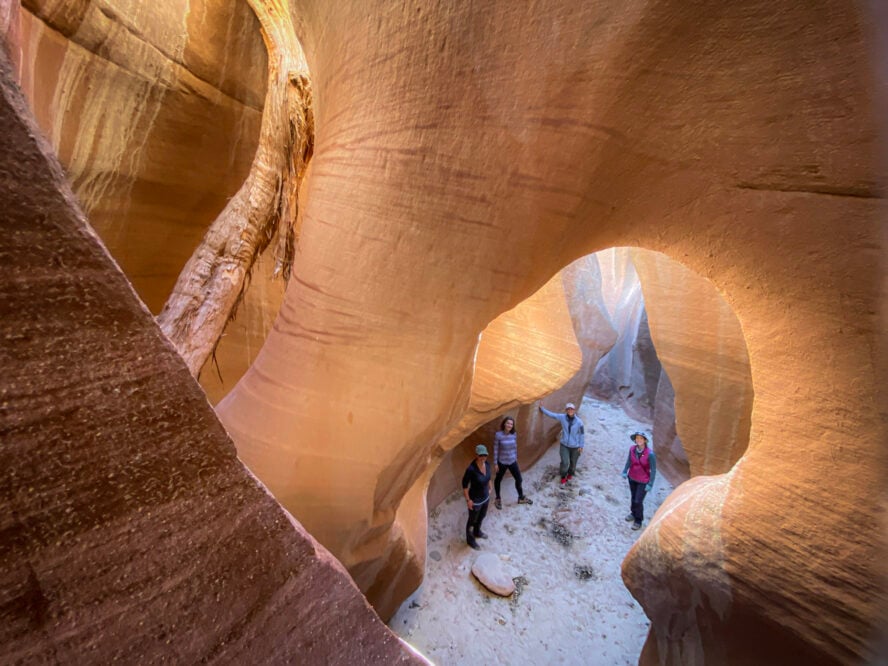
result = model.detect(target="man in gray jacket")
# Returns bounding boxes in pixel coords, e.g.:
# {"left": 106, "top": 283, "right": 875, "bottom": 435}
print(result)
{"left": 539, "top": 402, "right": 585, "bottom": 485}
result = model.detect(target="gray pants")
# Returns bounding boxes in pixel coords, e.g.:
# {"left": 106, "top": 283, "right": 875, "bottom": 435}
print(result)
{"left": 559, "top": 445, "right": 581, "bottom": 479}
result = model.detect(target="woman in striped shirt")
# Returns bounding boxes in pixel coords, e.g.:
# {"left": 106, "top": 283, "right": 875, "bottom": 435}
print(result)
{"left": 493, "top": 416, "right": 533, "bottom": 509}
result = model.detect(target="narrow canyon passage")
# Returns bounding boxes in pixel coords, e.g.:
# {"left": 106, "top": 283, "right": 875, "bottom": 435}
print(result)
{"left": 2, "top": 1, "right": 883, "bottom": 663}
{"left": 391, "top": 398, "right": 674, "bottom": 665}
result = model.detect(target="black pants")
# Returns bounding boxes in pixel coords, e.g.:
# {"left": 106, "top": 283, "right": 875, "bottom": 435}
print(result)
{"left": 494, "top": 462, "right": 524, "bottom": 499}
{"left": 628, "top": 479, "right": 648, "bottom": 523}
{"left": 466, "top": 499, "right": 489, "bottom": 545}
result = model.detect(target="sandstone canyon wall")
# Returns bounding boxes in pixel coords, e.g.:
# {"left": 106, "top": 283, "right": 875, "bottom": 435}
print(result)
{"left": 589, "top": 248, "right": 663, "bottom": 423}
{"left": 215, "top": 2, "right": 885, "bottom": 663}
{"left": 632, "top": 249, "right": 754, "bottom": 479}
{"left": 647, "top": 369, "right": 688, "bottom": 483}
{"left": 8, "top": 0, "right": 280, "bottom": 402}
{"left": 3, "top": 0, "right": 885, "bottom": 664}
{"left": 428, "top": 254, "right": 617, "bottom": 511}
{"left": 0, "top": 51, "right": 422, "bottom": 664}
{"left": 439, "top": 242, "right": 750, "bottom": 500}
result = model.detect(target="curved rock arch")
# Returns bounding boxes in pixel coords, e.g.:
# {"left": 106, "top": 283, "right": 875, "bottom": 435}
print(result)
{"left": 215, "top": 1, "right": 884, "bottom": 663}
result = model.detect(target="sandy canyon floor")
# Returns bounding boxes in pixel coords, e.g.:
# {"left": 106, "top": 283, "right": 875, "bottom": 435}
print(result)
{"left": 390, "top": 398, "right": 674, "bottom": 666}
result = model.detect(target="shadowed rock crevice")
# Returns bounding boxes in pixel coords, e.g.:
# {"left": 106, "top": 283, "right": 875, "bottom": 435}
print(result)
{"left": 735, "top": 181, "right": 883, "bottom": 199}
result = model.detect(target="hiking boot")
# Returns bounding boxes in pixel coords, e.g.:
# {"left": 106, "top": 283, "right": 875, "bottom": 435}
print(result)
{"left": 474, "top": 531, "right": 488, "bottom": 539}
{"left": 494, "top": 498, "right": 502, "bottom": 510}
{"left": 631, "top": 522, "right": 642, "bottom": 531}
{"left": 517, "top": 496, "right": 533, "bottom": 505}
{"left": 560, "top": 477, "right": 567, "bottom": 486}
{"left": 468, "top": 541, "right": 481, "bottom": 550}
{"left": 625, "top": 513, "right": 635, "bottom": 522}
{"left": 567, "top": 474, "right": 573, "bottom": 481}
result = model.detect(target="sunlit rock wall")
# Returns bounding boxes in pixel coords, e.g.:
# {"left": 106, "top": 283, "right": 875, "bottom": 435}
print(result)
{"left": 14, "top": 0, "right": 265, "bottom": 312}
{"left": 648, "top": 370, "right": 689, "bottom": 482}
{"left": 329, "top": 269, "right": 582, "bottom": 617}
{"left": 7, "top": 0, "right": 277, "bottom": 402}
{"left": 589, "top": 248, "right": 663, "bottom": 422}
{"left": 0, "top": 54, "right": 423, "bottom": 665}
{"left": 218, "top": 1, "right": 885, "bottom": 662}
{"left": 439, "top": 241, "right": 748, "bottom": 497}
{"left": 632, "top": 249, "right": 754, "bottom": 478}
{"left": 428, "top": 254, "right": 616, "bottom": 511}
{"left": 7, "top": 0, "right": 883, "bottom": 662}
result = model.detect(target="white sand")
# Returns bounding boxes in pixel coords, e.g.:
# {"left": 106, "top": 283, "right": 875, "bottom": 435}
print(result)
{"left": 390, "top": 398, "right": 674, "bottom": 666}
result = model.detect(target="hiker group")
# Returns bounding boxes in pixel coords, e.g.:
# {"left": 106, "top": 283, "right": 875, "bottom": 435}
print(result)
{"left": 461, "top": 402, "right": 657, "bottom": 549}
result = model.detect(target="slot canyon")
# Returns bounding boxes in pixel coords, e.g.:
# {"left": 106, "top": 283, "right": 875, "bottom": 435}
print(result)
{"left": 0, "top": 1, "right": 885, "bottom": 664}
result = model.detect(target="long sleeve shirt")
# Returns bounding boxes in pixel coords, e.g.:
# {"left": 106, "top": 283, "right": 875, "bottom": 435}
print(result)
{"left": 461, "top": 461, "right": 491, "bottom": 503}
{"left": 539, "top": 406, "right": 585, "bottom": 448}
{"left": 493, "top": 430, "right": 518, "bottom": 465}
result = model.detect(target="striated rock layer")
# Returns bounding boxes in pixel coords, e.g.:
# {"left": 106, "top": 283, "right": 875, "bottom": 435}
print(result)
{"left": 217, "top": 1, "right": 885, "bottom": 662}
{"left": 632, "top": 249, "right": 754, "bottom": 479}
{"left": 6, "top": 0, "right": 884, "bottom": 662}
{"left": 9, "top": 0, "right": 277, "bottom": 401}
{"left": 428, "top": 255, "right": 618, "bottom": 508}
{"left": 0, "top": 53, "right": 423, "bottom": 665}
{"left": 589, "top": 248, "right": 663, "bottom": 423}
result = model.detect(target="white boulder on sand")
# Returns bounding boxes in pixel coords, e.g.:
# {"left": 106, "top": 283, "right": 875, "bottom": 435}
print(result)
{"left": 390, "top": 397, "right": 675, "bottom": 666}
{"left": 471, "top": 553, "right": 516, "bottom": 597}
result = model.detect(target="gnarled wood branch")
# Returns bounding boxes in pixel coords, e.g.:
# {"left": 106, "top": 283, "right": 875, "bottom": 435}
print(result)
{"left": 158, "top": 0, "right": 313, "bottom": 377}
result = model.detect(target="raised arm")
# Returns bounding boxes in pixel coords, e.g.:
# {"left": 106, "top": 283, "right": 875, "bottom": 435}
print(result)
{"left": 539, "top": 404, "right": 559, "bottom": 418}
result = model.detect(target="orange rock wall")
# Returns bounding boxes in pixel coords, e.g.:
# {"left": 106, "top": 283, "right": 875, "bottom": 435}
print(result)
{"left": 16, "top": 0, "right": 265, "bottom": 312}
{"left": 428, "top": 254, "right": 617, "bottom": 511}
{"left": 0, "top": 52, "right": 422, "bottom": 664}
{"left": 9, "top": 0, "right": 277, "bottom": 402}
{"left": 5, "top": 0, "right": 885, "bottom": 662}
{"left": 218, "top": 1, "right": 885, "bottom": 661}
{"left": 632, "top": 249, "right": 754, "bottom": 477}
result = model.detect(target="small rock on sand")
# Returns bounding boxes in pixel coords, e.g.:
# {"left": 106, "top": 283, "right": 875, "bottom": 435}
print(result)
{"left": 471, "top": 553, "right": 516, "bottom": 596}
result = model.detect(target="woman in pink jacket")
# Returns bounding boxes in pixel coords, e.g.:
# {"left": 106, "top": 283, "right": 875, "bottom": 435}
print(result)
{"left": 621, "top": 432, "right": 657, "bottom": 531}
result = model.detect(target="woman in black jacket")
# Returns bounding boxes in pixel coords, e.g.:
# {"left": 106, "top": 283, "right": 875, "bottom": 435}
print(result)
{"left": 462, "top": 444, "right": 493, "bottom": 550}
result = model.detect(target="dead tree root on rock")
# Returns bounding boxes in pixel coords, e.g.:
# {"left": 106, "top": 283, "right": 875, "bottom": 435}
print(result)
{"left": 158, "top": 0, "right": 313, "bottom": 377}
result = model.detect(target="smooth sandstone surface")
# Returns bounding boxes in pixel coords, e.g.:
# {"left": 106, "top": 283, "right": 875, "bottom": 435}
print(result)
{"left": 12, "top": 0, "right": 277, "bottom": 401}
{"left": 632, "top": 249, "right": 754, "bottom": 478}
{"left": 16, "top": 0, "right": 265, "bottom": 313}
{"left": 427, "top": 258, "right": 607, "bottom": 513}
{"left": 6, "top": 0, "right": 886, "bottom": 663}
{"left": 216, "top": 2, "right": 885, "bottom": 663}
{"left": 649, "top": 369, "right": 689, "bottom": 483}
{"left": 0, "top": 51, "right": 424, "bottom": 665}
{"left": 589, "top": 248, "right": 663, "bottom": 423}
